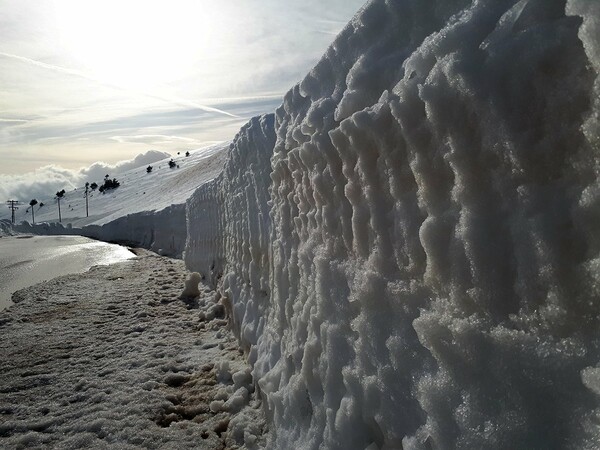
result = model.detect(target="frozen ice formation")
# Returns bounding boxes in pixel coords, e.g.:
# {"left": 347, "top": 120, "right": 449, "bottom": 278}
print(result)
{"left": 83, "top": 204, "right": 187, "bottom": 257}
{"left": 185, "top": 114, "right": 275, "bottom": 356}
{"left": 184, "top": 0, "right": 600, "bottom": 448}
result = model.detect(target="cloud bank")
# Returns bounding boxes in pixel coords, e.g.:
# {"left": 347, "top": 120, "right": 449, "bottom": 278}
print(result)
{"left": 0, "top": 150, "right": 170, "bottom": 202}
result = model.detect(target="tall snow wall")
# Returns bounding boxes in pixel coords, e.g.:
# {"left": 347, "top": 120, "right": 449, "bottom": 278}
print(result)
{"left": 82, "top": 204, "right": 186, "bottom": 257}
{"left": 185, "top": 114, "right": 276, "bottom": 350}
{"left": 185, "top": 0, "right": 600, "bottom": 448}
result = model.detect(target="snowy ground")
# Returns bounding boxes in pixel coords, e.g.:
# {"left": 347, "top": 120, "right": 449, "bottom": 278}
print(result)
{"left": 0, "top": 254, "right": 267, "bottom": 449}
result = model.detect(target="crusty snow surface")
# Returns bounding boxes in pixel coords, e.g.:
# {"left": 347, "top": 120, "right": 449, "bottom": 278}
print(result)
{"left": 0, "top": 254, "right": 266, "bottom": 449}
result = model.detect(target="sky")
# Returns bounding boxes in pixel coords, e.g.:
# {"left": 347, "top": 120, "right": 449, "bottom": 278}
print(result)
{"left": 0, "top": 0, "right": 365, "bottom": 200}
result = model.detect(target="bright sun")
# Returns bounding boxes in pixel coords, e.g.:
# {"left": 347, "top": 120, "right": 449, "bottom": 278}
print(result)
{"left": 53, "top": 0, "right": 222, "bottom": 89}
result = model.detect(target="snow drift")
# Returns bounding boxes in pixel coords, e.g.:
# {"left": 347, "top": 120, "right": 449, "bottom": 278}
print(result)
{"left": 82, "top": 204, "right": 186, "bottom": 257}
{"left": 184, "top": 0, "right": 600, "bottom": 448}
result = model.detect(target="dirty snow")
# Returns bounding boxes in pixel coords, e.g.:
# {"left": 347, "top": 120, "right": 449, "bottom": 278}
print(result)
{"left": 0, "top": 255, "right": 266, "bottom": 449}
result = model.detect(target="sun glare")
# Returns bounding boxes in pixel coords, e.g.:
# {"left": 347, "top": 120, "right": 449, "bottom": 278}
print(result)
{"left": 53, "top": 0, "right": 224, "bottom": 89}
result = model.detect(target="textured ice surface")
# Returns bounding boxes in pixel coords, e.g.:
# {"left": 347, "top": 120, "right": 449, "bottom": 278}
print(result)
{"left": 185, "top": 114, "right": 275, "bottom": 356}
{"left": 184, "top": 0, "right": 600, "bottom": 448}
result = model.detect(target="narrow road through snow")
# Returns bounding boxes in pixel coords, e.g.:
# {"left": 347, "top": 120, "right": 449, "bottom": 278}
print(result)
{"left": 0, "top": 235, "right": 134, "bottom": 311}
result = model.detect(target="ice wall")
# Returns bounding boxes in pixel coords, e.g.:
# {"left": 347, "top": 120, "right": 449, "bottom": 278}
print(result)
{"left": 14, "top": 221, "right": 77, "bottom": 236}
{"left": 185, "top": 0, "right": 600, "bottom": 448}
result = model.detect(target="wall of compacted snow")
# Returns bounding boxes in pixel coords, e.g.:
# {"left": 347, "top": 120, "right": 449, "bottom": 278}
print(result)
{"left": 82, "top": 204, "right": 187, "bottom": 257}
{"left": 14, "top": 221, "right": 77, "bottom": 236}
{"left": 184, "top": 0, "right": 600, "bottom": 448}
{"left": 185, "top": 114, "right": 275, "bottom": 353}
{"left": 12, "top": 204, "right": 187, "bottom": 257}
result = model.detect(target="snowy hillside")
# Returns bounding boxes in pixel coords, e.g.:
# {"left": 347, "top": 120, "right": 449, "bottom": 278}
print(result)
{"left": 3, "top": 144, "right": 227, "bottom": 229}
{"left": 6, "top": 144, "right": 227, "bottom": 256}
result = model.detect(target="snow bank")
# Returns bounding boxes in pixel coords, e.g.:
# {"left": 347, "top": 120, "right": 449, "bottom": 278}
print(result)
{"left": 185, "top": 114, "right": 275, "bottom": 352}
{"left": 185, "top": 0, "right": 600, "bottom": 448}
{"left": 82, "top": 204, "right": 186, "bottom": 257}
{"left": 14, "top": 220, "right": 76, "bottom": 236}
{"left": 0, "top": 219, "right": 16, "bottom": 237}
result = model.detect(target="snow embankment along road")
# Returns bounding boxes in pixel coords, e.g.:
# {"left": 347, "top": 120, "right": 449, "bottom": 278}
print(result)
{"left": 184, "top": 0, "right": 600, "bottom": 448}
{"left": 0, "top": 255, "right": 267, "bottom": 449}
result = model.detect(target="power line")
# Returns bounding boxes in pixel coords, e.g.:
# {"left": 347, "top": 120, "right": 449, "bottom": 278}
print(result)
{"left": 6, "top": 200, "right": 20, "bottom": 225}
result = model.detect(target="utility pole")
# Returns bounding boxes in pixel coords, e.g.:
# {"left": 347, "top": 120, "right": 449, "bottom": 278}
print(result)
{"left": 6, "top": 200, "right": 19, "bottom": 224}
{"left": 84, "top": 182, "right": 89, "bottom": 217}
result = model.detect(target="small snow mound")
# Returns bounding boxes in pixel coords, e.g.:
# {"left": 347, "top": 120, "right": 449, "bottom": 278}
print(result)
{"left": 180, "top": 272, "right": 201, "bottom": 299}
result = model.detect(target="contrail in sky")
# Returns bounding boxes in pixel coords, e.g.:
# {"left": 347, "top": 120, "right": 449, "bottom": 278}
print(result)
{"left": 0, "top": 51, "right": 239, "bottom": 118}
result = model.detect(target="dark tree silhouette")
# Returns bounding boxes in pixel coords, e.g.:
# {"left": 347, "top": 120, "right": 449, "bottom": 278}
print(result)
{"left": 147, "top": 165, "right": 153, "bottom": 173}
{"left": 29, "top": 199, "right": 38, "bottom": 224}
{"left": 98, "top": 177, "right": 121, "bottom": 193}
{"left": 185, "top": 151, "right": 190, "bottom": 157}
{"left": 90, "top": 182, "right": 98, "bottom": 190}
{"left": 55, "top": 189, "right": 65, "bottom": 222}
{"left": 168, "top": 159, "right": 176, "bottom": 169}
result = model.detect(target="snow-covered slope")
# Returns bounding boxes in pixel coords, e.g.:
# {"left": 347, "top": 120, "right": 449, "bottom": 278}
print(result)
{"left": 5, "top": 144, "right": 226, "bottom": 228}
{"left": 184, "top": 0, "right": 600, "bottom": 449}
{"left": 9, "top": 144, "right": 227, "bottom": 256}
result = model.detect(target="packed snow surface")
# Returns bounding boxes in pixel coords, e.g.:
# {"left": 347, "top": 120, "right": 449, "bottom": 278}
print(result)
{"left": 183, "top": 0, "right": 600, "bottom": 448}
{"left": 0, "top": 255, "right": 266, "bottom": 449}
{"left": 0, "top": 235, "right": 134, "bottom": 311}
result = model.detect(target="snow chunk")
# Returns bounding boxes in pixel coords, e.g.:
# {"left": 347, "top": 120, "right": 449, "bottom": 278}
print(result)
{"left": 180, "top": 272, "right": 201, "bottom": 299}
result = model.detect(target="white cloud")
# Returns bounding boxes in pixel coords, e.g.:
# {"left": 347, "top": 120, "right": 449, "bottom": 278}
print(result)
{"left": 110, "top": 134, "right": 201, "bottom": 146}
{"left": 0, "top": 150, "right": 170, "bottom": 202}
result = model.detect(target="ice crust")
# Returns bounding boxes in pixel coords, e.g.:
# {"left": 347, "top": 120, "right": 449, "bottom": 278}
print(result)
{"left": 184, "top": 0, "right": 600, "bottom": 448}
